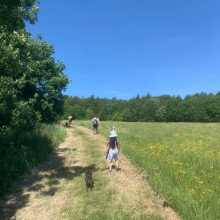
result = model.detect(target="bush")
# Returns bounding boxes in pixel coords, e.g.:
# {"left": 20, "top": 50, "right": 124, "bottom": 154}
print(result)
{"left": 0, "top": 124, "right": 66, "bottom": 195}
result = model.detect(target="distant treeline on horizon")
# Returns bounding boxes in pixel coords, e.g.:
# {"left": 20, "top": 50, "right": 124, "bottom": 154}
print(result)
{"left": 62, "top": 91, "right": 220, "bottom": 122}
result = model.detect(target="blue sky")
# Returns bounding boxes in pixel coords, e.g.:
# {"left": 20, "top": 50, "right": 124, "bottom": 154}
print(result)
{"left": 27, "top": 0, "right": 220, "bottom": 100}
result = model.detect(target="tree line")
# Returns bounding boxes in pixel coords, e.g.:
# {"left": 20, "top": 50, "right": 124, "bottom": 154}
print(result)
{"left": 63, "top": 92, "right": 220, "bottom": 122}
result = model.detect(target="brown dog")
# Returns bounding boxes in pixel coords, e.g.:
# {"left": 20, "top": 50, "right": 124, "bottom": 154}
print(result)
{"left": 85, "top": 170, "right": 94, "bottom": 191}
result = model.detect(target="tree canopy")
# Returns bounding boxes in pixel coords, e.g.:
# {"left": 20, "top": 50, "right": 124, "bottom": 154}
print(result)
{"left": 0, "top": 0, "right": 69, "bottom": 131}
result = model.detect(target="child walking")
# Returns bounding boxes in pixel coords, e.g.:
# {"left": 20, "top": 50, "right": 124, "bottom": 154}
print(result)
{"left": 106, "top": 128, "right": 120, "bottom": 172}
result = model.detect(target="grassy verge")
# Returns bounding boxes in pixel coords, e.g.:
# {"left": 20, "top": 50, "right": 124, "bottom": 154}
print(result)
{"left": 69, "top": 120, "right": 220, "bottom": 220}
{"left": 0, "top": 123, "right": 66, "bottom": 195}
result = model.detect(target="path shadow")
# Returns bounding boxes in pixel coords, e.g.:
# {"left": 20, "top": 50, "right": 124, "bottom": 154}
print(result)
{"left": 0, "top": 143, "right": 97, "bottom": 220}
{"left": 56, "top": 148, "right": 77, "bottom": 153}
{"left": 63, "top": 123, "right": 73, "bottom": 128}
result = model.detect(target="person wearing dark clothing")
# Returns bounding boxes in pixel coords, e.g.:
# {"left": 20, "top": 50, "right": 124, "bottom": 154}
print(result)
{"left": 91, "top": 115, "right": 101, "bottom": 134}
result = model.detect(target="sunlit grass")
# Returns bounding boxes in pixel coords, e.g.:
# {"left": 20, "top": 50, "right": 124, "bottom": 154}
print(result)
{"left": 72, "top": 120, "right": 220, "bottom": 220}
{"left": 60, "top": 125, "right": 162, "bottom": 220}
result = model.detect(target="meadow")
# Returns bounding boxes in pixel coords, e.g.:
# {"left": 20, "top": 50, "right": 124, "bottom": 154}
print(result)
{"left": 73, "top": 121, "right": 220, "bottom": 220}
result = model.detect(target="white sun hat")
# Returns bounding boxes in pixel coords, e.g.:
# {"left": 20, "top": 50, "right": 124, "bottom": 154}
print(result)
{"left": 109, "top": 130, "right": 117, "bottom": 137}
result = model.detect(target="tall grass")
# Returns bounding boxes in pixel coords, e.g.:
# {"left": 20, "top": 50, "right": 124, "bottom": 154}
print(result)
{"left": 73, "top": 120, "right": 220, "bottom": 220}
{"left": 0, "top": 124, "right": 66, "bottom": 195}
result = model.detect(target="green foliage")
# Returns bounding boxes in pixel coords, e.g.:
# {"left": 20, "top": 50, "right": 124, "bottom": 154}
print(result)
{"left": 112, "top": 111, "right": 122, "bottom": 121}
{"left": 0, "top": 0, "right": 69, "bottom": 128}
{"left": 121, "top": 108, "right": 133, "bottom": 121}
{"left": 62, "top": 92, "right": 220, "bottom": 122}
{"left": 155, "top": 106, "right": 167, "bottom": 122}
{"left": 0, "top": 0, "right": 69, "bottom": 195}
{"left": 71, "top": 105, "right": 86, "bottom": 119}
{"left": 85, "top": 109, "right": 94, "bottom": 120}
{"left": 1, "top": 30, "right": 69, "bottom": 123}
{"left": 0, "top": 0, "right": 39, "bottom": 32}
{"left": 99, "top": 104, "right": 109, "bottom": 121}
{"left": 0, "top": 124, "right": 66, "bottom": 195}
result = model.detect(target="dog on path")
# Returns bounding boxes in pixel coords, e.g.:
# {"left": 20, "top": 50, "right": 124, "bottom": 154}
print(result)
{"left": 85, "top": 170, "right": 94, "bottom": 191}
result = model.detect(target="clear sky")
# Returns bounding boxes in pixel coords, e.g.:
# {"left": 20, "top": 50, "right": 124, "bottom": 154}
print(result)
{"left": 26, "top": 0, "right": 220, "bottom": 100}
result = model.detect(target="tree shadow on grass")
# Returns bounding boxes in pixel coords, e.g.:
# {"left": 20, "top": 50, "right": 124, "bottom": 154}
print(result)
{"left": 0, "top": 142, "right": 97, "bottom": 220}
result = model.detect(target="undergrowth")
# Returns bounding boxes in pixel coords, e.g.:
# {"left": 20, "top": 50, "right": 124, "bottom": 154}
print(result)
{"left": 0, "top": 124, "right": 66, "bottom": 195}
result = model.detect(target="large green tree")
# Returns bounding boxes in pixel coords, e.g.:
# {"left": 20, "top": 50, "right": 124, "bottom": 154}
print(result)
{"left": 0, "top": 0, "right": 69, "bottom": 130}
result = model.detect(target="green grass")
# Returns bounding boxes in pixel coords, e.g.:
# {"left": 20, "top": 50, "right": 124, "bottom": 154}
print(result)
{"left": 60, "top": 126, "right": 162, "bottom": 220}
{"left": 71, "top": 120, "right": 220, "bottom": 220}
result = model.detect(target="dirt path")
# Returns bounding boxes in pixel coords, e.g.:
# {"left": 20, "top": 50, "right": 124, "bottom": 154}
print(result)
{"left": 0, "top": 126, "right": 180, "bottom": 220}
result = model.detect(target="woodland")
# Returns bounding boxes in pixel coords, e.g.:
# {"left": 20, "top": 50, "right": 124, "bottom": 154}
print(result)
{"left": 63, "top": 92, "right": 220, "bottom": 122}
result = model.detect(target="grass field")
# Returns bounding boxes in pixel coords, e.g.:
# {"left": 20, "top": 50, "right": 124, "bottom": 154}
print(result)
{"left": 70, "top": 121, "right": 220, "bottom": 220}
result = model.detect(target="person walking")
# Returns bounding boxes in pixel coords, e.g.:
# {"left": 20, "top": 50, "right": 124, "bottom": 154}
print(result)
{"left": 91, "top": 115, "right": 101, "bottom": 134}
{"left": 68, "top": 115, "right": 73, "bottom": 127}
{"left": 106, "top": 129, "right": 120, "bottom": 172}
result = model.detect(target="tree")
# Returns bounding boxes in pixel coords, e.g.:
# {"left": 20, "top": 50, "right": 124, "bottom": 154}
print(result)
{"left": 99, "top": 105, "right": 108, "bottom": 121}
{"left": 0, "top": 0, "right": 69, "bottom": 129}
{"left": 85, "top": 109, "right": 94, "bottom": 120}
{"left": 155, "top": 106, "right": 167, "bottom": 122}
{"left": 0, "top": 0, "right": 39, "bottom": 32}
{"left": 0, "top": 0, "right": 70, "bottom": 195}
{"left": 121, "top": 108, "right": 133, "bottom": 122}
{"left": 166, "top": 97, "right": 184, "bottom": 122}
{"left": 71, "top": 105, "right": 86, "bottom": 119}
{"left": 0, "top": 31, "right": 69, "bottom": 125}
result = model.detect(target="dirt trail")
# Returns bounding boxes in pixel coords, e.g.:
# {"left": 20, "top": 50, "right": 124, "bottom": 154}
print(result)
{"left": 0, "top": 126, "right": 180, "bottom": 220}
